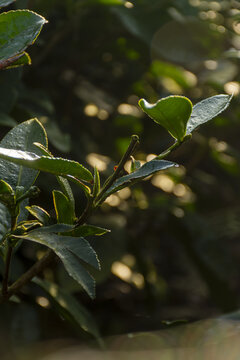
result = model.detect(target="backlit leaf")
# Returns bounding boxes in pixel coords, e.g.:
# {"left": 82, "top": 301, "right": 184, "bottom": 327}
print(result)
{"left": 139, "top": 96, "right": 193, "bottom": 141}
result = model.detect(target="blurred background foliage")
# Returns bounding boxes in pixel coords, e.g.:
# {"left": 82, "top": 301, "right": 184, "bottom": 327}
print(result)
{"left": 1, "top": 0, "right": 240, "bottom": 349}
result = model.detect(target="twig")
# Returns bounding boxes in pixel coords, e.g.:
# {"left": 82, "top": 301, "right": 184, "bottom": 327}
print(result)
{"left": 95, "top": 135, "right": 139, "bottom": 206}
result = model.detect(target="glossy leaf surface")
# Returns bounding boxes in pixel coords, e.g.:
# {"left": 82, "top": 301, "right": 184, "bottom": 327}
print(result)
{"left": 0, "top": 10, "right": 47, "bottom": 63}
{"left": 0, "top": 148, "right": 93, "bottom": 182}
{"left": 139, "top": 96, "right": 193, "bottom": 141}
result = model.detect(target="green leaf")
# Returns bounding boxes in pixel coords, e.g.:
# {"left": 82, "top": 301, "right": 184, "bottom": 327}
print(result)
{"left": 186, "top": 94, "right": 232, "bottom": 135}
{"left": 93, "top": 166, "right": 100, "bottom": 197}
{"left": 0, "top": 10, "right": 47, "bottom": 63}
{"left": 34, "top": 142, "right": 76, "bottom": 212}
{"left": 34, "top": 223, "right": 74, "bottom": 233}
{"left": 98, "top": 159, "right": 176, "bottom": 203}
{"left": 0, "top": 148, "right": 93, "bottom": 182}
{"left": 0, "top": 118, "right": 47, "bottom": 238}
{"left": 0, "top": 179, "right": 15, "bottom": 209}
{"left": 33, "top": 277, "right": 101, "bottom": 340}
{"left": 26, "top": 205, "right": 51, "bottom": 225}
{"left": 67, "top": 224, "right": 110, "bottom": 237}
{"left": 19, "top": 230, "right": 100, "bottom": 298}
{"left": 139, "top": 96, "right": 193, "bottom": 141}
{"left": 53, "top": 190, "right": 75, "bottom": 225}
{"left": 130, "top": 156, "right": 141, "bottom": 173}
{"left": 0, "top": 0, "right": 15, "bottom": 7}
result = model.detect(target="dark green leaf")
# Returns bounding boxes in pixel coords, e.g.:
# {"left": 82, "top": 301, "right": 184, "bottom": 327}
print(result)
{"left": 99, "top": 159, "right": 176, "bottom": 203}
{"left": 33, "top": 277, "right": 101, "bottom": 340}
{"left": 139, "top": 96, "right": 193, "bottom": 141}
{"left": 0, "top": 148, "right": 93, "bottom": 182}
{"left": 19, "top": 230, "right": 100, "bottom": 298}
{"left": 34, "top": 223, "right": 74, "bottom": 233}
{"left": 26, "top": 205, "right": 51, "bottom": 225}
{"left": 67, "top": 224, "right": 110, "bottom": 237}
{"left": 0, "top": 10, "right": 47, "bottom": 63}
{"left": 0, "top": 118, "right": 47, "bottom": 238}
{"left": 186, "top": 94, "right": 232, "bottom": 135}
{"left": 53, "top": 190, "right": 75, "bottom": 224}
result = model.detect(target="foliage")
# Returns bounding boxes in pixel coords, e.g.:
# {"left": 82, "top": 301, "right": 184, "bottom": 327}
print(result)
{"left": 0, "top": 0, "right": 240, "bottom": 348}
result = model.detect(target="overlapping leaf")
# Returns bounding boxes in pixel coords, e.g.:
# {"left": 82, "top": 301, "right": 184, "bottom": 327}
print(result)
{"left": 0, "top": 147, "right": 93, "bottom": 182}
{"left": 0, "top": 119, "right": 47, "bottom": 238}
{"left": 0, "top": 10, "right": 47, "bottom": 64}
{"left": 18, "top": 227, "right": 100, "bottom": 298}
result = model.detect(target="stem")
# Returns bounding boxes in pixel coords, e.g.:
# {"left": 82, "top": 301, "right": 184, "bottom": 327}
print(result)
{"left": 95, "top": 135, "right": 139, "bottom": 206}
{"left": 0, "top": 249, "right": 55, "bottom": 304}
{"left": 1, "top": 215, "right": 17, "bottom": 296}
{"left": 75, "top": 196, "right": 93, "bottom": 227}
{"left": 155, "top": 134, "right": 192, "bottom": 160}
{"left": 2, "top": 247, "right": 13, "bottom": 296}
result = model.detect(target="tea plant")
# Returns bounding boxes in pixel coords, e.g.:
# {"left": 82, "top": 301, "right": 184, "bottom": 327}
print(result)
{"left": 0, "top": 0, "right": 232, "bottom": 341}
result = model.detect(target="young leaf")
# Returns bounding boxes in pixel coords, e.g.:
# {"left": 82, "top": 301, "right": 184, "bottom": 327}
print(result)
{"left": 0, "top": 148, "right": 93, "bottom": 182}
{"left": 0, "top": 10, "right": 47, "bottom": 64}
{"left": 130, "top": 156, "right": 141, "bottom": 173}
{"left": 26, "top": 205, "right": 51, "bottom": 225}
{"left": 66, "top": 224, "right": 110, "bottom": 237}
{"left": 98, "top": 159, "right": 176, "bottom": 204}
{"left": 186, "top": 94, "right": 232, "bottom": 135}
{"left": 18, "top": 230, "right": 100, "bottom": 298}
{"left": 93, "top": 167, "right": 100, "bottom": 197}
{"left": 33, "top": 277, "right": 101, "bottom": 340}
{"left": 53, "top": 190, "right": 75, "bottom": 225}
{"left": 139, "top": 96, "right": 193, "bottom": 142}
